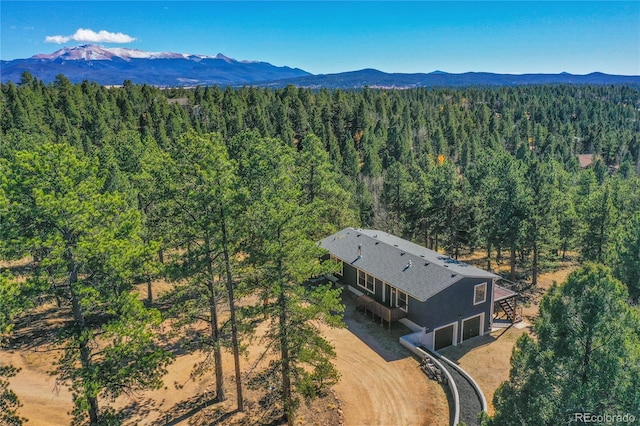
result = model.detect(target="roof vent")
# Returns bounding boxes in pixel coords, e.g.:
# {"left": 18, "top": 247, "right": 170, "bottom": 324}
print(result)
{"left": 420, "top": 255, "right": 424, "bottom": 258}
{"left": 400, "top": 252, "right": 405, "bottom": 256}
{"left": 394, "top": 244, "right": 398, "bottom": 247}
{"left": 374, "top": 234, "right": 378, "bottom": 238}
{"left": 375, "top": 241, "right": 380, "bottom": 245}
{"left": 424, "top": 263, "right": 429, "bottom": 266}
{"left": 357, "top": 244, "right": 362, "bottom": 257}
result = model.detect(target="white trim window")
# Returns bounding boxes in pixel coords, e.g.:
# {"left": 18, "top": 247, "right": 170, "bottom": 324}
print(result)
{"left": 396, "top": 289, "right": 408, "bottom": 312}
{"left": 357, "top": 270, "right": 375, "bottom": 293}
{"left": 474, "top": 282, "right": 487, "bottom": 305}
{"left": 330, "top": 254, "right": 343, "bottom": 276}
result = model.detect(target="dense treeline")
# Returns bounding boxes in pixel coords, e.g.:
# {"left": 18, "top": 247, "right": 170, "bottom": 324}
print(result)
{"left": 1, "top": 73, "right": 639, "bottom": 424}
{"left": 3, "top": 74, "right": 639, "bottom": 289}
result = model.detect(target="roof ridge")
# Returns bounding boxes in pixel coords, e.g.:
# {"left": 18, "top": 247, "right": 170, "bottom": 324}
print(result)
{"left": 321, "top": 228, "right": 499, "bottom": 302}
{"left": 349, "top": 227, "right": 496, "bottom": 277}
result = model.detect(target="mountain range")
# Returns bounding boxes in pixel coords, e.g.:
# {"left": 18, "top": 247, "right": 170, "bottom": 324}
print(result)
{"left": 2, "top": 44, "right": 639, "bottom": 88}
{"left": 0, "top": 45, "right": 310, "bottom": 86}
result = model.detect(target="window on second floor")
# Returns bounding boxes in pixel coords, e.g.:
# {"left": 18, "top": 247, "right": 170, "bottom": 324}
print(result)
{"left": 474, "top": 282, "right": 487, "bottom": 305}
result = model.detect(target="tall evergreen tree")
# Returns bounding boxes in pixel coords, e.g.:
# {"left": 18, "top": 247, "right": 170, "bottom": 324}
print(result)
{"left": 240, "top": 135, "right": 343, "bottom": 426}
{"left": 297, "top": 133, "right": 356, "bottom": 237}
{"left": 578, "top": 178, "right": 618, "bottom": 263}
{"left": 1, "top": 143, "right": 171, "bottom": 424}
{"left": 160, "top": 131, "right": 244, "bottom": 408}
{"left": 523, "top": 158, "right": 559, "bottom": 285}
{"left": 488, "top": 264, "right": 640, "bottom": 425}
{"left": 481, "top": 151, "right": 528, "bottom": 278}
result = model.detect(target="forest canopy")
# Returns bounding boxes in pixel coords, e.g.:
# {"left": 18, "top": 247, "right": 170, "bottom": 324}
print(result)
{"left": 4, "top": 75, "right": 637, "bottom": 290}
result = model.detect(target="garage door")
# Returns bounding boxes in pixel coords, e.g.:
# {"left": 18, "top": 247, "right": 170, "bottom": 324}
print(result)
{"left": 434, "top": 324, "right": 455, "bottom": 350}
{"left": 462, "top": 315, "right": 481, "bottom": 342}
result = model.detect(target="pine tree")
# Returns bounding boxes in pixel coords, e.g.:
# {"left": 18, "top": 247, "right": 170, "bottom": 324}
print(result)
{"left": 2, "top": 142, "right": 172, "bottom": 424}
{"left": 160, "top": 131, "right": 244, "bottom": 408}
{"left": 523, "top": 158, "right": 559, "bottom": 285}
{"left": 488, "top": 264, "right": 640, "bottom": 425}
{"left": 578, "top": 178, "right": 618, "bottom": 263}
{"left": 239, "top": 135, "right": 344, "bottom": 425}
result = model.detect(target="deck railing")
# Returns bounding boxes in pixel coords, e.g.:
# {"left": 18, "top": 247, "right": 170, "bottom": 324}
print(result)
{"left": 356, "top": 295, "right": 407, "bottom": 330}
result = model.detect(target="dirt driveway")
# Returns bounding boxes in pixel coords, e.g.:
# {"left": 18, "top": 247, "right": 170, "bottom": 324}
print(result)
{"left": 325, "top": 289, "right": 449, "bottom": 426}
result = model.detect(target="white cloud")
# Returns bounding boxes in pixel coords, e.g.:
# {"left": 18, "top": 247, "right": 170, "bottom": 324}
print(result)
{"left": 45, "top": 35, "right": 71, "bottom": 43}
{"left": 45, "top": 28, "right": 135, "bottom": 44}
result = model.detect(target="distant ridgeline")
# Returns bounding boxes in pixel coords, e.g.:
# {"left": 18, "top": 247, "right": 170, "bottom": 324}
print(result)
{"left": 262, "top": 69, "right": 640, "bottom": 89}
{"left": 1, "top": 45, "right": 639, "bottom": 87}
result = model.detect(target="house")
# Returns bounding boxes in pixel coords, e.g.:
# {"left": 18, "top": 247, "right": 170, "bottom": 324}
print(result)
{"left": 320, "top": 227, "right": 517, "bottom": 350}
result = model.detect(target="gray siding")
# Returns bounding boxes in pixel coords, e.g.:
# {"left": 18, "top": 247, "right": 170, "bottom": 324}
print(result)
{"left": 413, "top": 277, "right": 493, "bottom": 338}
{"left": 338, "top": 260, "right": 492, "bottom": 343}
{"left": 342, "top": 262, "right": 380, "bottom": 298}
{"left": 342, "top": 262, "right": 358, "bottom": 289}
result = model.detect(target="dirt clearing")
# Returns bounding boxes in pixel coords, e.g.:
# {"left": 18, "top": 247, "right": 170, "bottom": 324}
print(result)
{"left": 325, "top": 289, "right": 448, "bottom": 426}
{"left": 3, "top": 286, "right": 447, "bottom": 425}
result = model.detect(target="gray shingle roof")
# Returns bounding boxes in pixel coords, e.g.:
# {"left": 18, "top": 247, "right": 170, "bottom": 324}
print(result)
{"left": 320, "top": 227, "right": 500, "bottom": 302}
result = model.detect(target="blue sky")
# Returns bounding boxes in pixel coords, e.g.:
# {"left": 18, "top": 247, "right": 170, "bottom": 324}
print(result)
{"left": 2, "top": 1, "right": 639, "bottom": 75}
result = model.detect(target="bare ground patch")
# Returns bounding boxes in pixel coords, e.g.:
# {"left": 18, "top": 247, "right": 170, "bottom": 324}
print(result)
{"left": 3, "top": 284, "right": 446, "bottom": 425}
{"left": 324, "top": 289, "right": 449, "bottom": 426}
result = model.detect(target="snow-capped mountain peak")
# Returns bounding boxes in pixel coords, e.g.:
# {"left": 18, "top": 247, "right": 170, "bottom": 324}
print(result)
{"left": 7, "top": 44, "right": 311, "bottom": 86}
{"left": 31, "top": 44, "right": 220, "bottom": 61}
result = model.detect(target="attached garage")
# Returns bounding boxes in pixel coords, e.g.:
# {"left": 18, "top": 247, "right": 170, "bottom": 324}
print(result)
{"left": 434, "top": 323, "right": 456, "bottom": 350}
{"left": 320, "top": 227, "right": 502, "bottom": 351}
{"left": 461, "top": 314, "right": 482, "bottom": 342}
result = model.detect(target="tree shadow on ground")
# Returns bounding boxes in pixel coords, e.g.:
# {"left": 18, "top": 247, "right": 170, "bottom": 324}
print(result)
{"left": 148, "top": 393, "right": 231, "bottom": 426}
{"left": 340, "top": 288, "right": 413, "bottom": 363}
{"left": 117, "top": 397, "right": 156, "bottom": 423}
{"left": 9, "top": 303, "right": 71, "bottom": 351}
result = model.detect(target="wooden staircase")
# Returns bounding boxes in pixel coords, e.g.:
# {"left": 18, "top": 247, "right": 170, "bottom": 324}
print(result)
{"left": 499, "top": 299, "right": 522, "bottom": 323}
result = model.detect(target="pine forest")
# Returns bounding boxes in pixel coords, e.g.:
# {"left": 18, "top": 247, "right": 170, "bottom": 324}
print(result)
{"left": 1, "top": 73, "right": 639, "bottom": 425}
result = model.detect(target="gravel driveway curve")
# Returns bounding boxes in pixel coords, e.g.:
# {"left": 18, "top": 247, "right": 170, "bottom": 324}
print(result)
{"left": 438, "top": 360, "right": 483, "bottom": 425}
